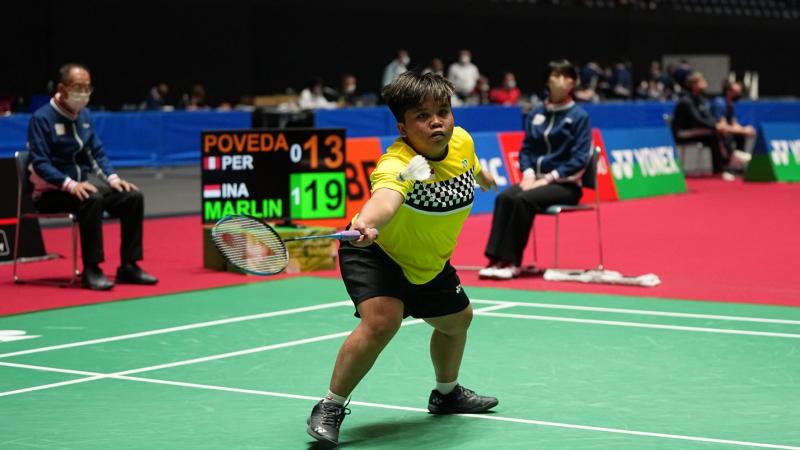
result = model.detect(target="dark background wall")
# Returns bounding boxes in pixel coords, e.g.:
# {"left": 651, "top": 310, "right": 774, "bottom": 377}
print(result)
{"left": 2, "top": 0, "right": 798, "bottom": 110}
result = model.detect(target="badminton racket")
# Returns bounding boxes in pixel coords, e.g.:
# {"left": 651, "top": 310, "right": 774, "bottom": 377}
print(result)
{"left": 211, "top": 215, "right": 374, "bottom": 276}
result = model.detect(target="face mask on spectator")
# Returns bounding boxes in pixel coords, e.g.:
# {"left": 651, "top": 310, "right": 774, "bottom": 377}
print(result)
{"left": 460, "top": 55, "right": 471, "bottom": 64}
{"left": 506, "top": 80, "right": 517, "bottom": 89}
{"left": 65, "top": 92, "right": 90, "bottom": 111}
{"left": 344, "top": 84, "right": 356, "bottom": 94}
{"left": 549, "top": 78, "right": 565, "bottom": 90}
{"left": 401, "top": 56, "right": 410, "bottom": 65}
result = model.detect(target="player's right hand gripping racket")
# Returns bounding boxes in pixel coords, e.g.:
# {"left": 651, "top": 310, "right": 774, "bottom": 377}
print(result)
{"left": 210, "top": 215, "right": 374, "bottom": 276}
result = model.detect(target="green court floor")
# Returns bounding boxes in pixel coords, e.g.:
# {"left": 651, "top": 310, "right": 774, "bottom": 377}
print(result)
{"left": 1, "top": 277, "right": 799, "bottom": 449}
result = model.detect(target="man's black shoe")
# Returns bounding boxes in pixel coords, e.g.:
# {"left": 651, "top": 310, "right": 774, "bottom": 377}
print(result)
{"left": 116, "top": 262, "right": 158, "bottom": 285}
{"left": 306, "top": 400, "right": 349, "bottom": 447}
{"left": 81, "top": 265, "right": 114, "bottom": 291}
{"left": 427, "top": 384, "right": 498, "bottom": 414}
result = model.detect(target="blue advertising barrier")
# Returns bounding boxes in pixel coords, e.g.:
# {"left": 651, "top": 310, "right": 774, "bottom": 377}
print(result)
{"left": 316, "top": 105, "right": 524, "bottom": 137}
{"left": 0, "top": 110, "right": 251, "bottom": 167}
{"left": 600, "top": 127, "right": 687, "bottom": 199}
{"left": 2, "top": 100, "right": 798, "bottom": 168}
{"left": 746, "top": 122, "right": 800, "bottom": 182}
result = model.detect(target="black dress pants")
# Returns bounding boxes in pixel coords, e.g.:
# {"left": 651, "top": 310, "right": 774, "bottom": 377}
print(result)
{"left": 34, "top": 181, "right": 144, "bottom": 266}
{"left": 484, "top": 183, "right": 582, "bottom": 266}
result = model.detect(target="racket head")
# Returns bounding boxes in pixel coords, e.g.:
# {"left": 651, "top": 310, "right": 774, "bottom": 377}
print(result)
{"left": 210, "top": 215, "right": 290, "bottom": 276}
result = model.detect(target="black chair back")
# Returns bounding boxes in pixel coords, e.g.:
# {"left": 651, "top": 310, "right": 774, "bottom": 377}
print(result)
{"left": 581, "top": 146, "right": 601, "bottom": 191}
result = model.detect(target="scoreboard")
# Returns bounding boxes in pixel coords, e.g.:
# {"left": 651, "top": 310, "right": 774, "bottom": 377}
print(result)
{"left": 200, "top": 128, "right": 347, "bottom": 224}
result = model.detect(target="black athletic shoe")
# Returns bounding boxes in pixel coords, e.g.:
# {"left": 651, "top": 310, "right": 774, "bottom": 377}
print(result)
{"left": 306, "top": 400, "right": 350, "bottom": 447}
{"left": 427, "top": 385, "right": 498, "bottom": 414}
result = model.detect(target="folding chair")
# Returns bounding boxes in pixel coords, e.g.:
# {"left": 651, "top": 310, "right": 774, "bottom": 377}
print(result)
{"left": 530, "top": 146, "right": 604, "bottom": 269}
{"left": 12, "top": 150, "right": 80, "bottom": 286}
{"left": 663, "top": 113, "right": 713, "bottom": 176}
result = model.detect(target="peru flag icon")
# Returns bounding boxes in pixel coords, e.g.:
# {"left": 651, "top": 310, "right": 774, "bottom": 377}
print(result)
{"left": 204, "top": 156, "right": 219, "bottom": 170}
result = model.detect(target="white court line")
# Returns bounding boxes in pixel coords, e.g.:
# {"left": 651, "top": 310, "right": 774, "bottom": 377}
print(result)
{"left": 0, "top": 300, "right": 352, "bottom": 359}
{"left": 476, "top": 311, "right": 800, "bottom": 339}
{"left": 5, "top": 296, "right": 795, "bottom": 361}
{"left": 0, "top": 303, "right": 517, "bottom": 397}
{"left": 2, "top": 361, "right": 798, "bottom": 450}
{"left": 472, "top": 299, "right": 800, "bottom": 325}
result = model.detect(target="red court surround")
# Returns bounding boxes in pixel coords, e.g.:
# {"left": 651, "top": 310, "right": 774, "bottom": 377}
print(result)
{"left": 1, "top": 178, "right": 798, "bottom": 316}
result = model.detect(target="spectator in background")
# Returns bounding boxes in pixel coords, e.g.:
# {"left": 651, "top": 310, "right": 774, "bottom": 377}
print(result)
{"left": 180, "top": 83, "right": 210, "bottom": 110}
{"left": 465, "top": 75, "right": 491, "bottom": 105}
{"left": 637, "top": 61, "right": 669, "bottom": 100}
{"left": 338, "top": 74, "right": 361, "bottom": 107}
{"left": 26, "top": 63, "right": 158, "bottom": 290}
{"left": 490, "top": 72, "right": 522, "bottom": 106}
{"left": 610, "top": 61, "right": 633, "bottom": 99}
{"left": 423, "top": 57, "right": 445, "bottom": 77}
{"left": 575, "top": 61, "right": 602, "bottom": 103}
{"left": 382, "top": 50, "right": 410, "bottom": 87}
{"left": 299, "top": 76, "right": 337, "bottom": 110}
{"left": 711, "top": 80, "right": 756, "bottom": 168}
{"left": 671, "top": 59, "right": 692, "bottom": 90}
{"left": 144, "top": 82, "right": 172, "bottom": 111}
{"left": 480, "top": 60, "right": 591, "bottom": 280}
{"left": 671, "top": 72, "right": 739, "bottom": 180}
{"left": 579, "top": 60, "right": 602, "bottom": 89}
{"left": 447, "top": 49, "right": 480, "bottom": 102}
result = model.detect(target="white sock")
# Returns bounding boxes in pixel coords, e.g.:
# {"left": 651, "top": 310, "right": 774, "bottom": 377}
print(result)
{"left": 436, "top": 380, "right": 458, "bottom": 395}
{"left": 322, "top": 390, "right": 347, "bottom": 405}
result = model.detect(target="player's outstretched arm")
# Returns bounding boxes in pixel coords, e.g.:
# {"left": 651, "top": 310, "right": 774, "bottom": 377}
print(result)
{"left": 351, "top": 188, "right": 404, "bottom": 247}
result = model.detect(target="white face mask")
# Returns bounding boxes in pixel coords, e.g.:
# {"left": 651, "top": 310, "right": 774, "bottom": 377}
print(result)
{"left": 401, "top": 56, "right": 410, "bottom": 65}
{"left": 459, "top": 56, "right": 471, "bottom": 64}
{"left": 507, "top": 80, "right": 517, "bottom": 89}
{"left": 65, "top": 92, "right": 90, "bottom": 111}
{"left": 344, "top": 84, "right": 356, "bottom": 94}
{"left": 548, "top": 77, "right": 569, "bottom": 99}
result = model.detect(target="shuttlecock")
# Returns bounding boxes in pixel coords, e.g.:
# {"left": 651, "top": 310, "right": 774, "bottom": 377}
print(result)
{"left": 397, "top": 155, "right": 432, "bottom": 182}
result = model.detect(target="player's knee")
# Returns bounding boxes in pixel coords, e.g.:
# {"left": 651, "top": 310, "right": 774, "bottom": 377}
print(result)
{"left": 363, "top": 315, "right": 402, "bottom": 341}
{"left": 437, "top": 306, "right": 473, "bottom": 336}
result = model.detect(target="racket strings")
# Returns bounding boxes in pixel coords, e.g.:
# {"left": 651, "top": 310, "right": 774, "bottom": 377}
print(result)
{"left": 211, "top": 217, "right": 288, "bottom": 274}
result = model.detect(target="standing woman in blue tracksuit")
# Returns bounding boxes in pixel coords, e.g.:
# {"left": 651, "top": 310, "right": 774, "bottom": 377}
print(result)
{"left": 480, "top": 60, "right": 591, "bottom": 280}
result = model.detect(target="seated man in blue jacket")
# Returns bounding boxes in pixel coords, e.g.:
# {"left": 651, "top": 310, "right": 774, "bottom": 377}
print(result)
{"left": 27, "top": 63, "right": 157, "bottom": 290}
{"left": 480, "top": 60, "right": 591, "bottom": 280}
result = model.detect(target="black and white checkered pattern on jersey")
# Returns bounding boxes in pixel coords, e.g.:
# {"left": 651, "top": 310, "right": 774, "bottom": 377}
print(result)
{"left": 405, "top": 168, "right": 475, "bottom": 213}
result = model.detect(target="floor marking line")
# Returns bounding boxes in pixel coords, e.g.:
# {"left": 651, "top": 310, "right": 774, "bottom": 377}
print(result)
{"left": 472, "top": 298, "right": 800, "bottom": 325}
{"left": 0, "top": 375, "right": 105, "bottom": 398}
{"left": 13, "top": 369, "right": 796, "bottom": 450}
{"left": 115, "top": 303, "right": 514, "bottom": 377}
{"left": 0, "top": 300, "right": 352, "bottom": 359}
{"left": 475, "top": 311, "right": 800, "bottom": 339}
{"left": 0, "top": 304, "right": 517, "bottom": 397}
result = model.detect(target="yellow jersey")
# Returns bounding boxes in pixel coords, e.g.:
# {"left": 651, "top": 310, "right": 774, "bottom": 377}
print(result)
{"left": 366, "top": 126, "right": 482, "bottom": 284}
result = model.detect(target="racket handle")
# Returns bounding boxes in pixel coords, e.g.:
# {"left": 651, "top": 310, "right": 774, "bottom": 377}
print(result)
{"left": 338, "top": 229, "right": 378, "bottom": 241}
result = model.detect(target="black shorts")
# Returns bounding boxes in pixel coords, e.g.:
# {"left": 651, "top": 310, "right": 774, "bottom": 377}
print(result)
{"left": 338, "top": 241, "right": 470, "bottom": 319}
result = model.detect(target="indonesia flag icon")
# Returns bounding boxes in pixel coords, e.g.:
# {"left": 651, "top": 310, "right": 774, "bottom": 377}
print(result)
{"left": 204, "top": 156, "right": 219, "bottom": 170}
{"left": 203, "top": 184, "right": 221, "bottom": 199}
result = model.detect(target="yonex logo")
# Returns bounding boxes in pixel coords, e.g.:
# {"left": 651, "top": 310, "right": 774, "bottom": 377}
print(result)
{"left": 455, "top": 284, "right": 462, "bottom": 294}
